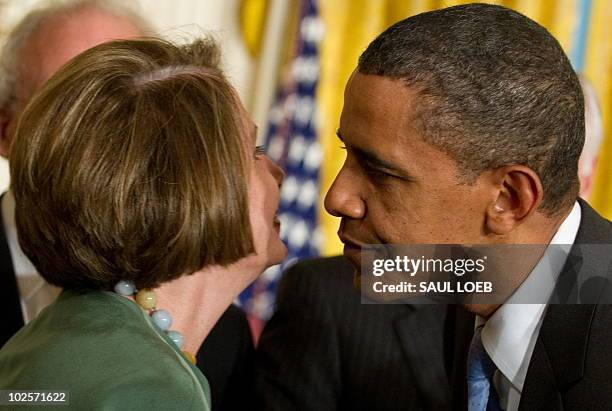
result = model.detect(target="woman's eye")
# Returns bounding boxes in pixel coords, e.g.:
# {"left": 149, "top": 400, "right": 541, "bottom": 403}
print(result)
{"left": 254, "top": 145, "right": 266, "bottom": 158}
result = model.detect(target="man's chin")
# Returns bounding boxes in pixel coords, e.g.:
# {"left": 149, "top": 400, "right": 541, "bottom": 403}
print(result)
{"left": 343, "top": 246, "right": 361, "bottom": 268}
{"left": 342, "top": 250, "right": 362, "bottom": 290}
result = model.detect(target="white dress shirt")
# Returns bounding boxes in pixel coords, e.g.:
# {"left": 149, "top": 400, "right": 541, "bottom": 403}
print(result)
{"left": 2, "top": 191, "right": 61, "bottom": 323}
{"left": 476, "top": 201, "right": 581, "bottom": 411}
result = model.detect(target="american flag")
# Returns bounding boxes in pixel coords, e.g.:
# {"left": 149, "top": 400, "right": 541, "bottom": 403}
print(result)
{"left": 239, "top": 0, "right": 323, "bottom": 337}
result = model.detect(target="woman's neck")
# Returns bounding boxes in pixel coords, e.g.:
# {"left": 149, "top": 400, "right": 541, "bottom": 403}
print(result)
{"left": 153, "top": 262, "right": 257, "bottom": 354}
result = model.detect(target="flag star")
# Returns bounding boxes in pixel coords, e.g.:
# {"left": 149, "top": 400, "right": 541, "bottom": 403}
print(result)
{"left": 292, "top": 56, "right": 319, "bottom": 84}
{"left": 288, "top": 135, "right": 306, "bottom": 166}
{"left": 278, "top": 212, "right": 293, "bottom": 240}
{"left": 267, "top": 134, "right": 285, "bottom": 162}
{"left": 300, "top": 16, "right": 325, "bottom": 44}
{"left": 288, "top": 220, "right": 309, "bottom": 249}
{"left": 304, "top": 141, "right": 322, "bottom": 171}
{"left": 302, "top": 57, "right": 320, "bottom": 84}
{"left": 294, "top": 96, "right": 314, "bottom": 127}
{"left": 297, "top": 180, "right": 318, "bottom": 210}
{"left": 310, "top": 227, "right": 323, "bottom": 250}
{"left": 269, "top": 104, "right": 285, "bottom": 125}
{"left": 281, "top": 176, "right": 300, "bottom": 205}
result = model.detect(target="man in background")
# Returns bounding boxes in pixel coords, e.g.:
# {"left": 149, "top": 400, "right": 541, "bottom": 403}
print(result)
{"left": 0, "top": 2, "right": 254, "bottom": 410}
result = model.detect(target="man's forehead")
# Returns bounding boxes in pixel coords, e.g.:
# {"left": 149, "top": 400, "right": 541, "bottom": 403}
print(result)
{"left": 340, "top": 71, "right": 460, "bottom": 178}
{"left": 345, "top": 72, "right": 408, "bottom": 107}
{"left": 341, "top": 72, "right": 422, "bottom": 145}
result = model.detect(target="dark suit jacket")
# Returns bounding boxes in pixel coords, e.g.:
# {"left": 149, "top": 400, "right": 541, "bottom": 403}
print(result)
{"left": 451, "top": 199, "right": 612, "bottom": 410}
{"left": 0, "top": 197, "right": 25, "bottom": 348}
{"left": 0, "top": 196, "right": 255, "bottom": 411}
{"left": 256, "top": 255, "right": 453, "bottom": 410}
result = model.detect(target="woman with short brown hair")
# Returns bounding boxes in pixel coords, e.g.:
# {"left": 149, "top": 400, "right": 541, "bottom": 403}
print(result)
{"left": 0, "top": 37, "right": 286, "bottom": 410}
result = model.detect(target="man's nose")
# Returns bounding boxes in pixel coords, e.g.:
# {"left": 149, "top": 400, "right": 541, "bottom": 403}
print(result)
{"left": 324, "top": 166, "right": 365, "bottom": 219}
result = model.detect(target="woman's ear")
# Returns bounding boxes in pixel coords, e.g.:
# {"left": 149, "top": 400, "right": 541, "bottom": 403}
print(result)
{"left": 485, "top": 165, "right": 543, "bottom": 235}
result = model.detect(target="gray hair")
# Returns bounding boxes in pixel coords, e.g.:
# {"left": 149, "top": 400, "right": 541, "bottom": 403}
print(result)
{"left": 0, "top": 0, "right": 153, "bottom": 109}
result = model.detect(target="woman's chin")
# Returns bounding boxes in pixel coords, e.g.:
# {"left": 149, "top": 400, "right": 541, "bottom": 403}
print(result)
{"left": 241, "top": 240, "right": 287, "bottom": 280}
{"left": 266, "top": 241, "right": 288, "bottom": 268}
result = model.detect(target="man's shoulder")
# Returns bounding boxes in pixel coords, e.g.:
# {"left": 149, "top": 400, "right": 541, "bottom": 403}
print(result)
{"left": 283, "top": 255, "right": 354, "bottom": 284}
{"left": 278, "top": 256, "right": 356, "bottom": 299}
{"left": 576, "top": 199, "right": 612, "bottom": 244}
{"left": 523, "top": 303, "right": 612, "bottom": 408}
{"left": 275, "top": 256, "right": 411, "bottom": 320}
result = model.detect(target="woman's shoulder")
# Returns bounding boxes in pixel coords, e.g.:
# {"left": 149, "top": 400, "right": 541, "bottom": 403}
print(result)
{"left": 0, "top": 290, "right": 210, "bottom": 410}
{"left": 83, "top": 366, "right": 210, "bottom": 410}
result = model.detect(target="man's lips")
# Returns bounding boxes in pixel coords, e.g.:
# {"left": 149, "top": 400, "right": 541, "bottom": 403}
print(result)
{"left": 338, "top": 233, "right": 366, "bottom": 249}
{"left": 339, "top": 234, "right": 365, "bottom": 273}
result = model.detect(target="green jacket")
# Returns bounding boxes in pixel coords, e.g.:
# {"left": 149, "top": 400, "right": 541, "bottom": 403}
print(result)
{"left": 0, "top": 289, "right": 211, "bottom": 410}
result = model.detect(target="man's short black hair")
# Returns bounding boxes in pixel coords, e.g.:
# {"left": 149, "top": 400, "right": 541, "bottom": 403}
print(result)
{"left": 359, "top": 3, "right": 584, "bottom": 214}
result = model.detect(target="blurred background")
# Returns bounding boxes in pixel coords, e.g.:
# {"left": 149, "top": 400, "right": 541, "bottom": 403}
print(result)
{"left": 1, "top": 0, "right": 610, "bottom": 337}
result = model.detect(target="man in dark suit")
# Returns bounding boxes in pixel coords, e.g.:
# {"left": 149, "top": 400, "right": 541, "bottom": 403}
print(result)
{"left": 0, "top": 2, "right": 255, "bottom": 410}
{"left": 258, "top": 4, "right": 612, "bottom": 410}
{"left": 257, "top": 256, "right": 452, "bottom": 410}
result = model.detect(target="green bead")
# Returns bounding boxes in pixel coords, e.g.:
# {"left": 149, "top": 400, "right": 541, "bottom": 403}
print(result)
{"left": 183, "top": 351, "right": 197, "bottom": 365}
{"left": 135, "top": 289, "right": 156, "bottom": 310}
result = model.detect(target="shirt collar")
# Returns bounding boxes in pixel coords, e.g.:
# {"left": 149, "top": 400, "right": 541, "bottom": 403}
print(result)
{"left": 479, "top": 201, "right": 581, "bottom": 391}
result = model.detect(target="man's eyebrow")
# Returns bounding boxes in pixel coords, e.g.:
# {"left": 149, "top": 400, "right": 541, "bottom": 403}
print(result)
{"left": 336, "top": 130, "right": 414, "bottom": 180}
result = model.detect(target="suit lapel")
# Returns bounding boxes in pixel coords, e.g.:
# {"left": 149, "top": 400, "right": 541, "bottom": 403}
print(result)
{"left": 0, "top": 192, "right": 24, "bottom": 347}
{"left": 519, "top": 304, "right": 595, "bottom": 410}
{"left": 449, "top": 305, "right": 474, "bottom": 411}
{"left": 394, "top": 304, "right": 452, "bottom": 410}
{"left": 442, "top": 200, "right": 610, "bottom": 410}
{"left": 520, "top": 200, "right": 608, "bottom": 409}
{"left": 518, "top": 337, "right": 562, "bottom": 410}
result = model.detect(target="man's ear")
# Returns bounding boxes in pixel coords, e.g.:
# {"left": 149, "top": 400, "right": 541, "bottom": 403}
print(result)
{"left": 0, "top": 108, "right": 14, "bottom": 158}
{"left": 485, "top": 165, "right": 543, "bottom": 235}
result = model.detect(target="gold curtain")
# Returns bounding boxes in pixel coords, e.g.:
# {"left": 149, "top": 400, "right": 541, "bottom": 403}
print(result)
{"left": 239, "top": 0, "right": 269, "bottom": 57}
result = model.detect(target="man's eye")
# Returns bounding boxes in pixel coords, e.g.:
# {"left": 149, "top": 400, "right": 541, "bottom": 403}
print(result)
{"left": 364, "top": 164, "right": 390, "bottom": 180}
{"left": 367, "top": 169, "right": 389, "bottom": 178}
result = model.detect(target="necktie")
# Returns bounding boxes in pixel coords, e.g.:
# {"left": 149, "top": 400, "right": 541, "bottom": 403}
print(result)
{"left": 467, "top": 325, "right": 502, "bottom": 411}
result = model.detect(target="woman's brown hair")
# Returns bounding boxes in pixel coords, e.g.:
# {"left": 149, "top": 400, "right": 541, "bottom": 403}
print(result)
{"left": 10, "top": 37, "right": 254, "bottom": 290}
